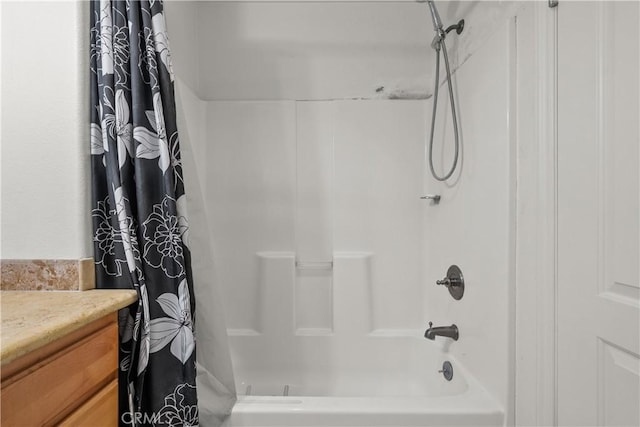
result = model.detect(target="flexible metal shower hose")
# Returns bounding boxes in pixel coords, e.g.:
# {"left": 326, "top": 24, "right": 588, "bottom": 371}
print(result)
{"left": 428, "top": 39, "right": 460, "bottom": 182}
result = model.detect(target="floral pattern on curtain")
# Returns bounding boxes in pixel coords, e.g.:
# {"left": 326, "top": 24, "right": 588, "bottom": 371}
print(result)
{"left": 89, "top": 1, "right": 198, "bottom": 425}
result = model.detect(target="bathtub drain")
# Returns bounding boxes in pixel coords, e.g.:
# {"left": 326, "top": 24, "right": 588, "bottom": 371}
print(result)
{"left": 439, "top": 361, "right": 454, "bottom": 381}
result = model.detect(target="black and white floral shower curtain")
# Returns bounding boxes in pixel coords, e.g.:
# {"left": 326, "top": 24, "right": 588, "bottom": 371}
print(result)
{"left": 90, "top": 1, "right": 198, "bottom": 425}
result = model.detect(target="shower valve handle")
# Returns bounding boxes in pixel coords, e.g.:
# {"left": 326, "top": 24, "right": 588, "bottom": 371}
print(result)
{"left": 436, "top": 265, "right": 465, "bottom": 300}
{"left": 436, "top": 277, "right": 460, "bottom": 288}
{"left": 436, "top": 278, "right": 450, "bottom": 287}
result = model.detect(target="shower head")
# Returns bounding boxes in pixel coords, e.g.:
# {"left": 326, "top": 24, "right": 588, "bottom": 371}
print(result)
{"left": 425, "top": 0, "right": 445, "bottom": 50}
{"left": 426, "top": 0, "right": 444, "bottom": 32}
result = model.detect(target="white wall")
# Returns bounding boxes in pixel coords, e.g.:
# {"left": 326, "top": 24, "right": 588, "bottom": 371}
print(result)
{"left": 198, "top": 98, "right": 429, "bottom": 396}
{"left": 203, "top": 99, "right": 426, "bottom": 337}
{"left": 164, "top": 1, "right": 200, "bottom": 94}
{"left": 169, "top": 0, "right": 434, "bottom": 101}
{"left": 422, "top": 7, "right": 516, "bottom": 416}
{"left": 1, "top": 0, "right": 91, "bottom": 259}
{"left": 165, "top": 0, "right": 525, "bottom": 102}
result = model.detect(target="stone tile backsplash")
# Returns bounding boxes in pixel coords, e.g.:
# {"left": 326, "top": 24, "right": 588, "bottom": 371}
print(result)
{"left": 0, "top": 259, "right": 95, "bottom": 291}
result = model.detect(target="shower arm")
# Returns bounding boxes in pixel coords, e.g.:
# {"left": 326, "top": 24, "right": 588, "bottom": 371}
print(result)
{"left": 445, "top": 20, "right": 465, "bottom": 35}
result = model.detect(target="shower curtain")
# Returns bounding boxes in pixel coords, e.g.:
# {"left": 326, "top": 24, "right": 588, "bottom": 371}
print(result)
{"left": 89, "top": 1, "right": 234, "bottom": 425}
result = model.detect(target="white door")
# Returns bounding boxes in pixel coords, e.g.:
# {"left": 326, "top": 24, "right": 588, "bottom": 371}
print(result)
{"left": 557, "top": 2, "right": 640, "bottom": 426}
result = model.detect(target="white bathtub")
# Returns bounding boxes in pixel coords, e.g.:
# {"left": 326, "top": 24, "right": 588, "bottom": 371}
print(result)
{"left": 221, "top": 335, "right": 504, "bottom": 426}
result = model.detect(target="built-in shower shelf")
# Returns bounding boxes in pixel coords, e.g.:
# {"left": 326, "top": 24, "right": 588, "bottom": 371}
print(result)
{"left": 295, "top": 261, "right": 333, "bottom": 270}
{"left": 225, "top": 251, "right": 424, "bottom": 337}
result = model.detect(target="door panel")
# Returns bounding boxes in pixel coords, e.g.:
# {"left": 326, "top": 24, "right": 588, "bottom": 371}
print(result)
{"left": 557, "top": 2, "right": 640, "bottom": 426}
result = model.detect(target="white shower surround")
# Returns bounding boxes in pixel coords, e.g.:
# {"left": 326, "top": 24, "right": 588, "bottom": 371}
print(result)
{"left": 168, "top": 1, "right": 517, "bottom": 425}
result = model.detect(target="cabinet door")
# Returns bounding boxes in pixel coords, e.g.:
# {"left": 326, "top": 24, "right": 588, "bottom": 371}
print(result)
{"left": 59, "top": 380, "right": 118, "bottom": 427}
{"left": 557, "top": 2, "right": 640, "bottom": 426}
{"left": 0, "top": 317, "right": 118, "bottom": 426}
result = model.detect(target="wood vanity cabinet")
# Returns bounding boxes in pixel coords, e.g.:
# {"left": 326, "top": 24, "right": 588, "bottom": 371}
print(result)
{"left": 1, "top": 313, "right": 119, "bottom": 426}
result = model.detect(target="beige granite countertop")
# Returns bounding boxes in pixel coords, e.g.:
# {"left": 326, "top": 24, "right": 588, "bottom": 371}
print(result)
{"left": 0, "top": 290, "right": 138, "bottom": 366}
